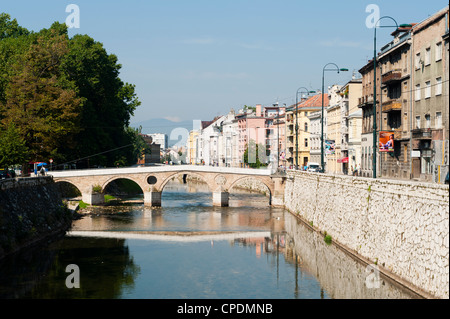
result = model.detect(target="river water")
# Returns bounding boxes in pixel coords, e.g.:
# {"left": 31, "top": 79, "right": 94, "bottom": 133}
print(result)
{"left": 0, "top": 180, "right": 420, "bottom": 299}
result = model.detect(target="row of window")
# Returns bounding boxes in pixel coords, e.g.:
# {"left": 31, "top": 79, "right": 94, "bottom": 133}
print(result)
{"left": 415, "top": 41, "right": 443, "bottom": 69}
{"left": 415, "top": 77, "right": 442, "bottom": 100}
{"left": 415, "top": 112, "right": 442, "bottom": 130}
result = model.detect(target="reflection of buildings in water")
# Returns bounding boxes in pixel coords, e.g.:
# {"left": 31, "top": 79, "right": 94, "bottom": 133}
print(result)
{"left": 282, "top": 212, "right": 422, "bottom": 299}
{"left": 233, "top": 232, "right": 286, "bottom": 259}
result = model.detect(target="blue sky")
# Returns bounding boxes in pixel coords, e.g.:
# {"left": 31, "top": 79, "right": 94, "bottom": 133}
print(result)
{"left": 1, "top": 0, "right": 448, "bottom": 125}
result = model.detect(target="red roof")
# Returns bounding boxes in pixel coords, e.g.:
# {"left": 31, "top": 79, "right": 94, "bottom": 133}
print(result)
{"left": 291, "top": 93, "right": 329, "bottom": 109}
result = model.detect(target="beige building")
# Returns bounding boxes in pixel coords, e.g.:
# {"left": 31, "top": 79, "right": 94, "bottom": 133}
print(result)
{"left": 340, "top": 78, "right": 362, "bottom": 175}
{"left": 377, "top": 25, "right": 414, "bottom": 180}
{"left": 411, "top": 6, "right": 449, "bottom": 183}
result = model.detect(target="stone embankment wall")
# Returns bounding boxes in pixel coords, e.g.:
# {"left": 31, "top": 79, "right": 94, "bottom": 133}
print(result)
{"left": 284, "top": 171, "right": 449, "bottom": 299}
{"left": 0, "top": 177, "right": 73, "bottom": 260}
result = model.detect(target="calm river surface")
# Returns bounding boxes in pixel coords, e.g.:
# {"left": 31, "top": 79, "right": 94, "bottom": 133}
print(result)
{"left": 0, "top": 180, "right": 420, "bottom": 299}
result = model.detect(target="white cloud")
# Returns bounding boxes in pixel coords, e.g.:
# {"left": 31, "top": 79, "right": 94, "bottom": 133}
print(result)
{"left": 163, "top": 116, "right": 182, "bottom": 122}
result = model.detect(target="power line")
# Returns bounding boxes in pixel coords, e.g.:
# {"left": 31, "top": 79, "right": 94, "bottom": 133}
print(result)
{"left": 52, "top": 143, "right": 134, "bottom": 169}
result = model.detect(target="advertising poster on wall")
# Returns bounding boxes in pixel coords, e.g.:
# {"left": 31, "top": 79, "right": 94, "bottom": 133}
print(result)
{"left": 325, "top": 140, "right": 335, "bottom": 155}
{"left": 379, "top": 131, "right": 394, "bottom": 152}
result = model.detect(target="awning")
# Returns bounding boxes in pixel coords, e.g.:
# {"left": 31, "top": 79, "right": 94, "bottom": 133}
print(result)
{"left": 337, "top": 157, "right": 349, "bottom": 163}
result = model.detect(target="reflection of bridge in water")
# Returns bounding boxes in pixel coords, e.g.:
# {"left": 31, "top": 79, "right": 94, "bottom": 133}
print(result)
{"left": 67, "top": 230, "right": 273, "bottom": 242}
{"left": 50, "top": 165, "right": 286, "bottom": 207}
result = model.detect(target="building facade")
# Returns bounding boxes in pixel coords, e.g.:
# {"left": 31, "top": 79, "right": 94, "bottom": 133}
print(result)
{"left": 377, "top": 25, "right": 413, "bottom": 180}
{"left": 358, "top": 59, "right": 382, "bottom": 178}
{"left": 411, "top": 6, "right": 449, "bottom": 183}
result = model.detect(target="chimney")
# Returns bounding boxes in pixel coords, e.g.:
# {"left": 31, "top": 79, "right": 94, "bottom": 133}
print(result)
{"left": 256, "top": 104, "right": 262, "bottom": 117}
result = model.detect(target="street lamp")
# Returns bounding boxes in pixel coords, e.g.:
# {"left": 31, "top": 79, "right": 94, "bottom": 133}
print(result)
{"left": 295, "top": 88, "right": 315, "bottom": 170}
{"left": 372, "top": 16, "right": 400, "bottom": 179}
{"left": 321, "top": 63, "right": 348, "bottom": 173}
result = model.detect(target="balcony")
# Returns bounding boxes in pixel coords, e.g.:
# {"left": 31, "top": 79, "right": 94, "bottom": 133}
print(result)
{"left": 382, "top": 99, "right": 402, "bottom": 113}
{"left": 358, "top": 95, "right": 374, "bottom": 108}
{"left": 412, "top": 128, "right": 432, "bottom": 140}
{"left": 382, "top": 69, "right": 402, "bottom": 84}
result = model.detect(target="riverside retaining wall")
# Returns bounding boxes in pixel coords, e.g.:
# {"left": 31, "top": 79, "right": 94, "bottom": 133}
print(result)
{"left": 283, "top": 171, "right": 449, "bottom": 299}
{"left": 0, "top": 176, "right": 73, "bottom": 260}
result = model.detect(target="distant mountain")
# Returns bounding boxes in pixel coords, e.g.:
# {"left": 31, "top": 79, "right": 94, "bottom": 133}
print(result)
{"left": 130, "top": 118, "right": 195, "bottom": 147}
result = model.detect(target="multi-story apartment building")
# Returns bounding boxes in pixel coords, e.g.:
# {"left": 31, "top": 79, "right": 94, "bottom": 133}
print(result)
{"left": 411, "top": 6, "right": 449, "bottom": 183}
{"left": 377, "top": 25, "right": 413, "bottom": 180}
{"left": 149, "top": 133, "right": 168, "bottom": 150}
{"left": 326, "top": 85, "right": 344, "bottom": 174}
{"left": 307, "top": 110, "right": 323, "bottom": 165}
{"left": 286, "top": 94, "right": 325, "bottom": 169}
{"left": 235, "top": 105, "right": 268, "bottom": 167}
{"left": 334, "top": 79, "right": 362, "bottom": 175}
{"left": 358, "top": 58, "right": 382, "bottom": 178}
{"left": 266, "top": 104, "right": 286, "bottom": 168}
{"left": 444, "top": 12, "right": 450, "bottom": 183}
{"left": 187, "top": 129, "right": 199, "bottom": 165}
{"left": 218, "top": 110, "right": 239, "bottom": 167}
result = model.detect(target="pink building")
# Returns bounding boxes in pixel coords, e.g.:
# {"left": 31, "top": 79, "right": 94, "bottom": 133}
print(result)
{"left": 236, "top": 104, "right": 285, "bottom": 167}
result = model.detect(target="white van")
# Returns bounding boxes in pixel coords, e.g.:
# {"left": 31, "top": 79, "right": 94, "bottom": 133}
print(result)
{"left": 307, "top": 162, "right": 321, "bottom": 172}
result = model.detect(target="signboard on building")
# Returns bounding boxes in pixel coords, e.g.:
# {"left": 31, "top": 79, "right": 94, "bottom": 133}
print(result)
{"left": 379, "top": 131, "right": 394, "bottom": 152}
{"left": 325, "top": 140, "right": 335, "bottom": 155}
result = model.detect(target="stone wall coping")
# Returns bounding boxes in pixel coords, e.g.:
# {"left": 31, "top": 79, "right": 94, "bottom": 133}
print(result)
{"left": 0, "top": 176, "right": 53, "bottom": 191}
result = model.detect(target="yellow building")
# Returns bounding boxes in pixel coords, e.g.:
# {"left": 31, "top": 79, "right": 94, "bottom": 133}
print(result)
{"left": 286, "top": 94, "right": 325, "bottom": 169}
{"left": 187, "top": 130, "right": 199, "bottom": 164}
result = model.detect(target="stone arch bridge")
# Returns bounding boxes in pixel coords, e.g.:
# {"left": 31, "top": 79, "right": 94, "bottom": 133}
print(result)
{"left": 49, "top": 165, "right": 286, "bottom": 207}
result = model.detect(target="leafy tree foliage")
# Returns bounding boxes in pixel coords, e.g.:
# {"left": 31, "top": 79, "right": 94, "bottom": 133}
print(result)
{"left": 0, "top": 123, "right": 29, "bottom": 168}
{"left": 243, "top": 140, "right": 268, "bottom": 168}
{"left": 0, "top": 15, "right": 142, "bottom": 168}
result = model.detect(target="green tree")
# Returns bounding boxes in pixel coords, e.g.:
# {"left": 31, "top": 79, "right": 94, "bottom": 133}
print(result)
{"left": 1, "top": 23, "right": 82, "bottom": 163}
{"left": 243, "top": 140, "right": 268, "bottom": 168}
{"left": 0, "top": 13, "right": 29, "bottom": 39}
{"left": 0, "top": 123, "right": 29, "bottom": 168}
{"left": 60, "top": 33, "right": 141, "bottom": 167}
{"left": 126, "top": 126, "right": 151, "bottom": 165}
{"left": 0, "top": 16, "right": 141, "bottom": 168}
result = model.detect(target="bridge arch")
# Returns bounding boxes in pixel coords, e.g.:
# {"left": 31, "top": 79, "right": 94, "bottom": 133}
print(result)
{"left": 102, "top": 176, "right": 145, "bottom": 198}
{"left": 158, "top": 171, "right": 216, "bottom": 193}
{"left": 55, "top": 180, "right": 83, "bottom": 199}
{"left": 228, "top": 176, "right": 273, "bottom": 204}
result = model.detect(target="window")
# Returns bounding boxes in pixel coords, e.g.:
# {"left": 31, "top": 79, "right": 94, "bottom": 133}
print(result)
{"left": 425, "top": 81, "right": 431, "bottom": 99}
{"left": 425, "top": 47, "right": 431, "bottom": 66}
{"left": 304, "top": 122, "right": 308, "bottom": 132}
{"left": 304, "top": 138, "right": 308, "bottom": 147}
{"left": 415, "top": 53, "right": 421, "bottom": 69}
{"left": 415, "top": 84, "right": 421, "bottom": 101}
{"left": 436, "top": 42, "right": 442, "bottom": 61}
{"left": 404, "top": 145, "right": 408, "bottom": 163}
{"left": 421, "top": 156, "right": 432, "bottom": 174}
{"left": 415, "top": 116, "right": 421, "bottom": 129}
{"left": 435, "top": 77, "right": 442, "bottom": 96}
{"left": 425, "top": 114, "right": 431, "bottom": 129}
{"left": 436, "top": 112, "right": 442, "bottom": 128}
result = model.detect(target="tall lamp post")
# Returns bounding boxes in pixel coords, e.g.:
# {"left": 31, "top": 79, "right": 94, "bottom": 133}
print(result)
{"left": 295, "top": 87, "right": 315, "bottom": 170}
{"left": 372, "top": 17, "right": 404, "bottom": 179}
{"left": 321, "top": 63, "right": 348, "bottom": 173}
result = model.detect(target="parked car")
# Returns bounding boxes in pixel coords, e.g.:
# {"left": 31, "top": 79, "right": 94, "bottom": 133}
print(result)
{"left": 307, "top": 162, "right": 321, "bottom": 172}
{"left": 0, "top": 169, "right": 12, "bottom": 179}
{"left": 445, "top": 171, "right": 449, "bottom": 185}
